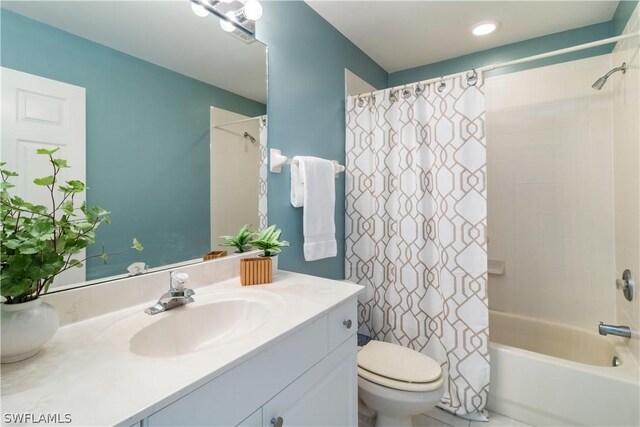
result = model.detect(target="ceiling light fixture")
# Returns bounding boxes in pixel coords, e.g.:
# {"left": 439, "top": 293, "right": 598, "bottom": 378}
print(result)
{"left": 220, "top": 11, "right": 237, "bottom": 32}
{"left": 243, "top": 0, "right": 263, "bottom": 20}
{"left": 471, "top": 20, "right": 500, "bottom": 36}
{"left": 190, "top": 0, "right": 262, "bottom": 36}
{"left": 191, "top": 0, "right": 210, "bottom": 17}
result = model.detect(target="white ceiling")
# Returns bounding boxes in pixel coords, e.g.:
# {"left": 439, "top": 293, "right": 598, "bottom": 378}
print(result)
{"left": 2, "top": 1, "right": 267, "bottom": 103}
{"left": 306, "top": 1, "right": 619, "bottom": 73}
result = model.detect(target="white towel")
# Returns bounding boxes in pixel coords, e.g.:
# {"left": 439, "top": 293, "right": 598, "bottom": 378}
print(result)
{"left": 290, "top": 156, "right": 337, "bottom": 261}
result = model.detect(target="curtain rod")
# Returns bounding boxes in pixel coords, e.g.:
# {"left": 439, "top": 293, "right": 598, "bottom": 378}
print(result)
{"left": 212, "top": 116, "right": 261, "bottom": 129}
{"left": 479, "top": 31, "right": 640, "bottom": 73}
{"left": 357, "top": 32, "right": 640, "bottom": 97}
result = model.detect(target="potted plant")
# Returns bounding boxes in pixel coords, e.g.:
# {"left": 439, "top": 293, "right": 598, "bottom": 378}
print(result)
{"left": 250, "top": 225, "right": 290, "bottom": 276}
{"left": 220, "top": 224, "right": 254, "bottom": 253}
{"left": 0, "top": 148, "right": 143, "bottom": 363}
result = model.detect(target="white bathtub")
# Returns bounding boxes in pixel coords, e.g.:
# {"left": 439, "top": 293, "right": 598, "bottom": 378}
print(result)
{"left": 488, "top": 310, "right": 640, "bottom": 426}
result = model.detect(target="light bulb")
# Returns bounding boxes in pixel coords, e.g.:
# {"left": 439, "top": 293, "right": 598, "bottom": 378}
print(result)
{"left": 191, "top": 0, "right": 209, "bottom": 17}
{"left": 471, "top": 20, "right": 500, "bottom": 36}
{"left": 243, "top": 0, "right": 263, "bottom": 20}
{"left": 220, "top": 11, "right": 236, "bottom": 32}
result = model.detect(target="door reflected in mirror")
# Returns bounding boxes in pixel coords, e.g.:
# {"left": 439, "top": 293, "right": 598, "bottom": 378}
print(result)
{"left": 0, "top": 1, "right": 267, "bottom": 291}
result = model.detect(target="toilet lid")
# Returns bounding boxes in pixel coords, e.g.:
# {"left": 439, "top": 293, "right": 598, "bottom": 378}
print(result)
{"left": 357, "top": 341, "right": 442, "bottom": 383}
{"left": 358, "top": 367, "right": 444, "bottom": 392}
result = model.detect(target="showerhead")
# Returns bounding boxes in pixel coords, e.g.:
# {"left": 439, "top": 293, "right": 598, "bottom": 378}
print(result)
{"left": 592, "top": 77, "right": 608, "bottom": 90}
{"left": 243, "top": 132, "right": 257, "bottom": 144}
{"left": 592, "top": 62, "right": 627, "bottom": 90}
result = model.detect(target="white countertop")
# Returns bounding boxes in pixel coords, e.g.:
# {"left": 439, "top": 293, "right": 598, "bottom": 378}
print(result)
{"left": 0, "top": 272, "right": 363, "bottom": 426}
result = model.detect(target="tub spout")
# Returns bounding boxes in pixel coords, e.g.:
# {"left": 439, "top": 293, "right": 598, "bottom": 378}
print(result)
{"left": 598, "top": 322, "right": 631, "bottom": 338}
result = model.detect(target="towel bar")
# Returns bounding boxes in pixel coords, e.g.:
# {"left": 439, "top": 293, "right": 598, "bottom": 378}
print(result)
{"left": 269, "top": 148, "right": 345, "bottom": 178}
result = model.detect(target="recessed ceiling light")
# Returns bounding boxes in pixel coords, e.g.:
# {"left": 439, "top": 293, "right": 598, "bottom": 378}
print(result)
{"left": 471, "top": 20, "right": 500, "bottom": 36}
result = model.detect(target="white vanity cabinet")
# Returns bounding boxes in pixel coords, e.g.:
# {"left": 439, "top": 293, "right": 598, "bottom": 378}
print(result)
{"left": 145, "top": 298, "right": 358, "bottom": 427}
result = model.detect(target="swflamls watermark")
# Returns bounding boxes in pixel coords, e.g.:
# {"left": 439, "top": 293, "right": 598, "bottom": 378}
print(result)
{"left": 3, "top": 413, "right": 72, "bottom": 424}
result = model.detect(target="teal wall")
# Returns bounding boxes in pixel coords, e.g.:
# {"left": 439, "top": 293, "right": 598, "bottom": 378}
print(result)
{"left": 256, "top": 1, "right": 387, "bottom": 279}
{"left": 390, "top": 21, "right": 614, "bottom": 86}
{"left": 614, "top": 0, "right": 640, "bottom": 35}
{"left": 390, "top": 0, "right": 638, "bottom": 86}
{"left": 1, "top": 9, "right": 266, "bottom": 280}
{"left": 254, "top": 0, "right": 638, "bottom": 280}
{"left": 6, "top": 0, "right": 635, "bottom": 282}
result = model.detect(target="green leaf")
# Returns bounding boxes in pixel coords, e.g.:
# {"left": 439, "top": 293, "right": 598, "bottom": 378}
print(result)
{"left": 90, "top": 206, "right": 109, "bottom": 216}
{"left": 249, "top": 224, "right": 290, "bottom": 256}
{"left": 52, "top": 158, "right": 69, "bottom": 168}
{"left": 34, "top": 175, "right": 54, "bottom": 186}
{"left": 7, "top": 254, "right": 32, "bottom": 271}
{"left": 77, "top": 222, "right": 97, "bottom": 231}
{"left": 58, "top": 180, "right": 85, "bottom": 193}
{"left": 29, "top": 220, "right": 55, "bottom": 239}
{"left": 132, "top": 238, "right": 144, "bottom": 252}
{"left": 67, "top": 259, "right": 83, "bottom": 268}
{"left": 2, "top": 239, "right": 21, "bottom": 250}
{"left": 20, "top": 244, "right": 41, "bottom": 255}
{"left": 31, "top": 204, "right": 48, "bottom": 215}
{"left": 10, "top": 196, "right": 26, "bottom": 207}
{"left": 0, "top": 274, "right": 33, "bottom": 298}
{"left": 36, "top": 148, "right": 60, "bottom": 155}
{"left": 55, "top": 237, "right": 66, "bottom": 253}
{"left": 61, "top": 200, "right": 74, "bottom": 215}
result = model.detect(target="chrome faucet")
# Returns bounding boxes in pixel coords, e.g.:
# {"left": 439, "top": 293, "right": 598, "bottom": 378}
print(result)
{"left": 145, "top": 271, "right": 195, "bottom": 315}
{"left": 598, "top": 322, "right": 632, "bottom": 338}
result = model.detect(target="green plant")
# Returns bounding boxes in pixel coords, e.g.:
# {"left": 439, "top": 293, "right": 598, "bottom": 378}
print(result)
{"left": 220, "top": 224, "right": 254, "bottom": 253}
{"left": 251, "top": 225, "right": 290, "bottom": 257}
{"left": 0, "top": 148, "right": 143, "bottom": 304}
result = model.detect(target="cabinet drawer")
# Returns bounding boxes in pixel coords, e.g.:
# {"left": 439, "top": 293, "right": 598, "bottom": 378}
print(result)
{"left": 327, "top": 298, "right": 357, "bottom": 351}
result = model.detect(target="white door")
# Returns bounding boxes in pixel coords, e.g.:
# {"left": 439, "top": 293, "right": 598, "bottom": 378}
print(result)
{"left": 1, "top": 67, "right": 86, "bottom": 288}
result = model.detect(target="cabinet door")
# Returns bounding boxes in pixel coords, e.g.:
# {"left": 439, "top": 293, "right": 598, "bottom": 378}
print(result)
{"left": 237, "top": 408, "right": 262, "bottom": 427}
{"left": 263, "top": 336, "right": 357, "bottom": 427}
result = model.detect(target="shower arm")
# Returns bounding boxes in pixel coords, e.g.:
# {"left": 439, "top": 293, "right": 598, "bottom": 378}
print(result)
{"left": 602, "top": 63, "right": 628, "bottom": 79}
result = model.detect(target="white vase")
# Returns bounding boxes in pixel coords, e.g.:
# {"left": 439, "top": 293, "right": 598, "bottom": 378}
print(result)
{"left": 1, "top": 299, "right": 59, "bottom": 363}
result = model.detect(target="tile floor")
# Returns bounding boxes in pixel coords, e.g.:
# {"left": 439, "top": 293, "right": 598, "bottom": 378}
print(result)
{"left": 412, "top": 408, "right": 530, "bottom": 427}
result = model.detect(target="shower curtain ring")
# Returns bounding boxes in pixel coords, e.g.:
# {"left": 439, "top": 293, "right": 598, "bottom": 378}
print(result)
{"left": 467, "top": 69, "right": 478, "bottom": 86}
{"left": 437, "top": 78, "right": 447, "bottom": 93}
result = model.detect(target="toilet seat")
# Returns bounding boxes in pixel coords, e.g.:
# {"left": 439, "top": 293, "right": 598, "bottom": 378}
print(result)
{"left": 357, "top": 340, "right": 443, "bottom": 392}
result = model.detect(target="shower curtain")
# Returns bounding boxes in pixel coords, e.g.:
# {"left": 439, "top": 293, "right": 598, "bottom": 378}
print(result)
{"left": 345, "top": 74, "right": 489, "bottom": 418}
{"left": 258, "top": 115, "right": 268, "bottom": 230}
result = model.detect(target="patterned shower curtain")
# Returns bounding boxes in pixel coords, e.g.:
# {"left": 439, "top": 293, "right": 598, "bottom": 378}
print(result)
{"left": 258, "top": 115, "right": 268, "bottom": 230}
{"left": 345, "top": 74, "right": 489, "bottom": 417}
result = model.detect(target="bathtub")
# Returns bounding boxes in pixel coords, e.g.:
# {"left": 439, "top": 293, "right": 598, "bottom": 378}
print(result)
{"left": 488, "top": 310, "right": 640, "bottom": 426}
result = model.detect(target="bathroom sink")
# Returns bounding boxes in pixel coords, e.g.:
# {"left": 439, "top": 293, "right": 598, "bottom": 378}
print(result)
{"left": 96, "top": 289, "right": 285, "bottom": 358}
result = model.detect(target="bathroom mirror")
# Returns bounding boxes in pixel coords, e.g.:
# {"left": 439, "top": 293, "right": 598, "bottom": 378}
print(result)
{"left": 0, "top": 1, "right": 267, "bottom": 290}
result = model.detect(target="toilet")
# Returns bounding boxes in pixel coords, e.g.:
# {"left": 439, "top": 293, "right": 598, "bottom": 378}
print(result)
{"left": 357, "top": 340, "right": 444, "bottom": 427}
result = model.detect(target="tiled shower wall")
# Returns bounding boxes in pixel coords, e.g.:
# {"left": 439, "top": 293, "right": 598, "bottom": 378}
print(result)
{"left": 613, "top": 4, "right": 639, "bottom": 363}
{"left": 486, "top": 54, "right": 617, "bottom": 329}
